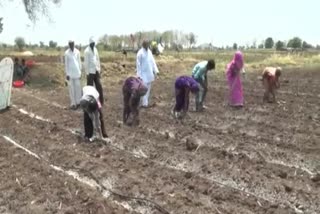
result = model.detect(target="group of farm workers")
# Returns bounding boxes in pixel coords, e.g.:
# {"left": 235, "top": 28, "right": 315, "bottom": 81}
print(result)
{"left": 64, "top": 37, "right": 282, "bottom": 142}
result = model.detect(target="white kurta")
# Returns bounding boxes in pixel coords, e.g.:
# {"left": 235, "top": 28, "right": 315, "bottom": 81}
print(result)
{"left": 136, "top": 48, "right": 159, "bottom": 83}
{"left": 65, "top": 48, "right": 82, "bottom": 106}
{"left": 84, "top": 46, "right": 101, "bottom": 75}
{"left": 136, "top": 48, "right": 159, "bottom": 106}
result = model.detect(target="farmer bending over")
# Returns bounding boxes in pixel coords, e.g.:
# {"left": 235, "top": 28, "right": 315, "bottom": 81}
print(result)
{"left": 80, "top": 86, "right": 108, "bottom": 142}
{"left": 191, "top": 60, "right": 215, "bottom": 111}
{"left": 172, "top": 76, "right": 199, "bottom": 119}
{"left": 122, "top": 76, "right": 148, "bottom": 126}
{"left": 262, "top": 67, "right": 282, "bottom": 103}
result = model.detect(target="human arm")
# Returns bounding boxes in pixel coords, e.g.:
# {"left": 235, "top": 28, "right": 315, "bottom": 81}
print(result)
{"left": 96, "top": 48, "right": 101, "bottom": 72}
{"left": 77, "top": 51, "right": 82, "bottom": 73}
{"left": 275, "top": 78, "right": 280, "bottom": 89}
{"left": 151, "top": 54, "right": 159, "bottom": 77}
{"left": 84, "top": 50, "right": 89, "bottom": 75}
{"left": 136, "top": 51, "right": 142, "bottom": 78}
{"left": 64, "top": 53, "right": 70, "bottom": 80}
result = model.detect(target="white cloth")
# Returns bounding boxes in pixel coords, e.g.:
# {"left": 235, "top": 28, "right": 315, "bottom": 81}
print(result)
{"left": 136, "top": 48, "right": 159, "bottom": 83}
{"left": 68, "top": 79, "right": 82, "bottom": 106}
{"left": 84, "top": 46, "right": 101, "bottom": 75}
{"left": 64, "top": 48, "right": 82, "bottom": 79}
{"left": 89, "top": 36, "right": 95, "bottom": 44}
{"left": 82, "top": 85, "right": 100, "bottom": 101}
{"left": 141, "top": 82, "right": 152, "bottom": 107}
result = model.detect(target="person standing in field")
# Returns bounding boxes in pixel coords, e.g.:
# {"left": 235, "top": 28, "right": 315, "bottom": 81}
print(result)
{"left": 226, "top": 51, "right": 245, "bottom": 108}
{"left": 191, "top": 60, "right": 215, "bottom": 111}
{"left": 172, "top": 75, "right": 199, "bottom": 119}
{"left": 64, "top": 40, "right": 82, "bottom": 110}
{"left": 136, "top": 40, "right": 159, "bottom": 108}
{"left": 84, "top": 36, "right": 104, "bottom": 105}
{"left": 262, "top": 67, "right": 282, "bottom": 103}
{"left": 79, "top": 85, "right": 108, "bottom": 142}
{"left": 122, "top": 76, "right": 148, "bottom": 126}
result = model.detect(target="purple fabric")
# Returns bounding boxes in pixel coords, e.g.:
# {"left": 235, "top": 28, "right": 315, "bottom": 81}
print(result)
{"left": 174, "top": 76, "right": 199, "bottom": 112}
{"left": 175, "top": 76, "right": 199, "bottom": 92}
{"left": 124, "top": 76, "right": 147, "bottom": 94}
{"left": 226, "top": 51, "right": 244, "bottom": 106}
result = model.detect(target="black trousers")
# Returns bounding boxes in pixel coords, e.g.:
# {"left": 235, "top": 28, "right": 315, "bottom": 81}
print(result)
{"left": 84, "top": 110, "right": 108, "bottom": 138}
{"left": 87, "top": 71, "right": 104, "bottom": 105}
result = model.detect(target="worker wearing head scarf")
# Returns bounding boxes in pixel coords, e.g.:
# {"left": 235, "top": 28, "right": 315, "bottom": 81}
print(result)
{"left": 84, "top": 36, "right": 104, "bottom": 105}
{"left": 136, "top": 40, "right": 159, "bottom": 107}
{"left": 64, "top": 40, "right": 82, "bottom": 110}
{"left": 262, "top": 67, "right": 282, "bottom": 103}
{"left": 122, "top": 76, "right": 148, "bottom": 126}
{"left": 226, "top": 51, "right": 245, "bottom": 108}
{"left": 172, "top": 76, "right": 199, "bottom": 119}
{"left": 80, "top": 85, "right": 108, "bottom": 142}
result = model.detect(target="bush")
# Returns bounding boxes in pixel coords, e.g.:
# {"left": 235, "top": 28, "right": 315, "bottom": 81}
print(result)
{"left": 287, "top": 37, "right": 302, "bottom": 49}
{"left": 14, "top": 37, "right": 26, "bottom": 51}
{"left": 275, "top": 41, "right": 285, "bottom": 50}
{"left": 233, "top": 43, "right": 238, "bottom": 50}
{"left": 49, "top": 40, "right": 57, "bottom": 48}
{"left": 265, "top": 37, "right": 274, "bottom": 49}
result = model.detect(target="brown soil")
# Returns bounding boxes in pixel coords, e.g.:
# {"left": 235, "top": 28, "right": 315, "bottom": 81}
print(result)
{"left": 0, "top": 59, "right": 319, "bottom": 214}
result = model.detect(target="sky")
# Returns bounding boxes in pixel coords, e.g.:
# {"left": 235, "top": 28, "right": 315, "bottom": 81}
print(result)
{"left": 0, "top": 0, "right": 319, "bottom": 47}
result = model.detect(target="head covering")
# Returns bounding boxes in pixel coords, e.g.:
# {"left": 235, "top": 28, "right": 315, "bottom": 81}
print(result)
{"left": 233, "top": 51, "right": 244, "bottom": 70}
{"left": 89, "top": 36, "right": 95, "bottom": 44}
{"left": 80, "top": 95, "right": 97, "bottom": 113}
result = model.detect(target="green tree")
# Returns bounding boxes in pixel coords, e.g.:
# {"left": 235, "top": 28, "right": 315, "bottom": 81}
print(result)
{"left": 21, "top": 0, "right": 61, "bottom": 21}
{"left": 275, "top": 41, "right": 285, "bottom": 50}
{"left": 233, "top": 43, "right": 238, "bottom": 50}
{"left": 302, "top": 41, "right": 313, "bottom": 49}
{"left": 15, "top": 37, "right": 26, "bottom": 51}
{"left": 49, "top": 40, "right": 57, "bottom": 48}
{"left": 258, "top": 44, "right": 264, "bottom": 49}
{"left": 39, "top": 41, "right": 45, "bottom": 48}
{"left": 0, "top": 17, "right": 3, "bottom": 34}
{"left": 187, "top": 32, "right": 196, "bottom": 48}
{"left": 265, "top": 37, "right": 274, "bottom": 49}
{"left": 287, "top": 37, "right": 302, "bottom": 49}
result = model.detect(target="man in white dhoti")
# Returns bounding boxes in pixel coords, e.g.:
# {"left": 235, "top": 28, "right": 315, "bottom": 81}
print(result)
{"left": 65, "top": 40, "right": 82, "bottom": 110}
{"left": 136, "top": 40, "right": 159, "bottom": 107}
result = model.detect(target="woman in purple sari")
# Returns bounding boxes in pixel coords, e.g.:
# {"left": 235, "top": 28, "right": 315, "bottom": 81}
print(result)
{"left": 226, "top": 51, "right": 245, "bottom": 107}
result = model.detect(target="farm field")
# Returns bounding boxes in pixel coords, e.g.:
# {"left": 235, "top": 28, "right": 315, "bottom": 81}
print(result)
{"left": 0, "top": 52, "right": 320, "bottom": 214}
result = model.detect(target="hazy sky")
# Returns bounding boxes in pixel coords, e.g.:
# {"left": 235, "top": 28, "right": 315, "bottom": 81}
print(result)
{"left": 0, "top": 0, "right": 319, "bottom": 46}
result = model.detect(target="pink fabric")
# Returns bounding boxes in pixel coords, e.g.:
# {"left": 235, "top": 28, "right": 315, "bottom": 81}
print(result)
{"left": 226, "top": 51, "right": 244, "bottom": 106}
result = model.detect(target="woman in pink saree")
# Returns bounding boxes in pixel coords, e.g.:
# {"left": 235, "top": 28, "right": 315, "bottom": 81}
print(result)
{"left": 226, "top": 51, "right": 245, "bottom": 107}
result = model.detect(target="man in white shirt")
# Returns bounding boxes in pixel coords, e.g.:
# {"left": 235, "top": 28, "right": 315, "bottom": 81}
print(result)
{"left": 84, "top": 37, "right": 104, "bottom": 105}
{"left": 136, "top": 40, "right": 159, "bottom": 107}
{"left": 64, "top": 40, "right": 82, "bottom": 110}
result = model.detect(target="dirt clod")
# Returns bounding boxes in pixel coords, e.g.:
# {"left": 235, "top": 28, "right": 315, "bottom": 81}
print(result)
{"left": 186, "top": 137, "right": 198, "bottom": 151}
{"left": 283, "top": 183, "right": 293, "bottom": 192}
{"left": 310, "top": 173, "right": 320, "bottom": 182}
{"left": 278, "top": 171, "right": 288, "bottom": 179}
{"left": 185, "top": 172, "right": 192, "bottom": 179}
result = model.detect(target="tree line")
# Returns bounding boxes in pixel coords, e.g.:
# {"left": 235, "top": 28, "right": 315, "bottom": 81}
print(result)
{"left": 232, "top": 37, "right": 316, "bottom": 51}
{"left": 4, "top": 34, "right": 319, "bottom": 52}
